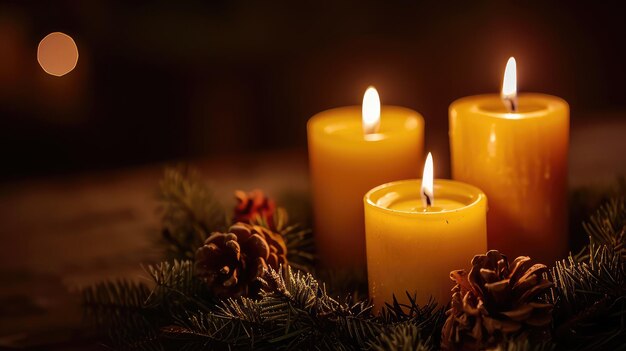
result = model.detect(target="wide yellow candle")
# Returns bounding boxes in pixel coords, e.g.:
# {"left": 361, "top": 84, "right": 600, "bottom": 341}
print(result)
{"left": 364, "top": 154, "right": 487, "bottom": 309}
{"left": 449, "top": 58, "right": 569, "bottom": 264}
{"left": 308, "top": 87, "right": 424, "bottom": 272}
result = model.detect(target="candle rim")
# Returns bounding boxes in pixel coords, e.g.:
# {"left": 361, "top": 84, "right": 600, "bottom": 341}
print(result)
{"left": 450, "top": 93, "right": 568, "bottom": 120}
{"left": 308, "top": 105, "right": 424, "bottom": 142}
{"left": 364, "top": 179, "right": 486, "bottom": 216}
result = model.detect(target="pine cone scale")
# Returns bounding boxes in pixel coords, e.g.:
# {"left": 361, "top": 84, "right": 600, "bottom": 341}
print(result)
{"left": 509, "top": 256, "right": 533, "bottom": 281}
{"left": 518, "top": 280, "right": 553, "bottom": 302}
{"left": 500, "top": 304, "right": 534, "bottom": 321}
{"left": 484, "top": 279, "right": 511, "bottom": 306}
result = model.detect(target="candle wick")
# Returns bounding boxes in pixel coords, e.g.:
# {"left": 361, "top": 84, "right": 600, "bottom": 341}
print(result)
{"left": 503, "top": 96, "right": 518, "bottom": 113}
{"left": 423, "top": 190, "right": 432, "bottom": 208}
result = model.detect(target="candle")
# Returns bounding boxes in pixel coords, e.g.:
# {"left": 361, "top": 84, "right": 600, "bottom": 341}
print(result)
{"left": 364, "top": 153, "right": 487, "bottom": 309}
{"left": 449, "top": 57, "right": 569, "bottom": 264}
{"left": 308, "top": 87, "right": 424, "bottom": 273}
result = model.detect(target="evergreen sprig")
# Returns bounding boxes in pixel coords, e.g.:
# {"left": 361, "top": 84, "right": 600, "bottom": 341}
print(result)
{"left": 82, "top": 170, "right": 626, "bottom": 350}
{"left": 253, "top": 207, "right": 316, "bottom": 273}
{"left": 84, "top": 265, "right": 442, "bottom": 350}
{"left": 583, "top": 197, "right": 626, "bottom": 256}
{"left": 550, "top": 245, "right": 626, "bottom": 350}
{"left": 83, "top": 280, "right": 161, "bottom": 350}
{"left": 159, "top": 266, "right": 442, "bottom": 350}
{"left": 550, "top": 197, "right": 626, "bottom": 351}
{"left": 369, "top": 324, "right": 433, "bottom": 351}
{"left": 83, "top": 261, "right": 211, "bottom": 350}
{"left": 158, "top": 167, "right": 227, "bottom": 260}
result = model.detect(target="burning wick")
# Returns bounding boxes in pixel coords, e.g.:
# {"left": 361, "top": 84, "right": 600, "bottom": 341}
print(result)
{"left": 501, "top": 57, "right": 518, "bottom": 113}
{"left": 423, "top": 190, "right": 432, "bottom": 207}
{"left": 503, "top": 95, "right": 517, "bottom": 113}
{"left": 421, "top": 152, "right": 434, "bottom": 208}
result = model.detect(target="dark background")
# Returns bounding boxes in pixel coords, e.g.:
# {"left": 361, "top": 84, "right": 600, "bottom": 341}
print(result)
{"left": 1, "top": 1, "right": 625, "bottom": 180}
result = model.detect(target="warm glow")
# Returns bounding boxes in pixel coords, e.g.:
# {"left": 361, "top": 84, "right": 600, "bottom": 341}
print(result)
{"left": 37, "top": 32, "right": 79, "bottom": 77}
{"left": 421, "top": 152, "right": 434, "bottom": 207}
{"left": 501, "top": 57, "right": 517, "bottom": 103}
{"left": 362, "top": 86, "right": 381, "bottom": 135}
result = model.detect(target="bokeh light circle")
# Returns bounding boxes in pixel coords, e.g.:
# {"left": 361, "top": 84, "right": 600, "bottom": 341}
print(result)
{"left": 37, "top": 32, "right": 79, "bottom": 76}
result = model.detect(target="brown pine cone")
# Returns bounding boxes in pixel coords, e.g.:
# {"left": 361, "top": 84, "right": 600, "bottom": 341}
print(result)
{"left": 441, "top": 250, "right": 553, "bottom": 350}
{"left": 233, "top": 189, "right": 276, "bottom": 227}
{"left": 194, "top": 222, "right": 287, "bottom": 298}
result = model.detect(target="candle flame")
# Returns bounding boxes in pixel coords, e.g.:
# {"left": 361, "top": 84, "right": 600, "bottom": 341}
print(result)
{"left": 501, "top": 57, "right": 517, "bottom": 112}
{"left": 421, "top": 152, "right": 434, "bottom": 208}
{"left": 362, "top": 86, "right": 381, "bottom": 135}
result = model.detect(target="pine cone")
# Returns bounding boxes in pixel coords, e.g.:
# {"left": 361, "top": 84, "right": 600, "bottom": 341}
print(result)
{"left": 233, "top": 189, "right": 276, "bottom": 226}
{"left": 442, "top": 250, "right": 553, "bottom": 350}
{"left": 194, "top": 222, "right": 287, "bottom": 298}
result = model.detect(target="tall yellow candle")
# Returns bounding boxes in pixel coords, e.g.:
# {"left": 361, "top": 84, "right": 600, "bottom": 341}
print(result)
{"left": 364, "top": 153, "right": 487, "bottom": 309}
{"left": 308, "top": 87, "right": 424, "bottom": 272}
{"left": 449, "top": 58, "right": 569, "bottom": 264}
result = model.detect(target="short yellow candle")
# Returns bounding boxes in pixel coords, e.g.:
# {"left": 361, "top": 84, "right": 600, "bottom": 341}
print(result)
{"left": 364, "top": 154, "right": 487, "bottom": 309}
{"left": 449, "top": 58, "right": 569, "bottom": 264}
{"left": 308, "top": 87, "right": 424, "bottom": 272}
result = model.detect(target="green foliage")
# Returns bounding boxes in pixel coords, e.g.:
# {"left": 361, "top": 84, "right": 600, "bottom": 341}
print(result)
{"left": 550, "top": 198, "right": 626, "bottom": 351}
{"left": 254, "top": 207, "right": 316, "bottom": 273}
{"left": 583, "top": 197, "right": 626, "bottom": 256}
{"left": 82, "top": 170, "right": 626, "bottom": 350}
{"left": 83, "top": 280, "right": 161, "bottom": 350}
{"left": 158, "top": 167, "right": 316, "bottom": 273}
{"left": 369, "top": 324, "right": 433, "bottom": 351}
{"left": 550, "top": 245, "right": 626, "bottom": 351}
{"left": 568, "top": 178, "right": 626, "bottom": 253}
{"left": 84, "top": 265, "right": 443, "bottom": 350}
{"left": 83, "top": 260, "right": 211, "bottom": 350}
{"left": 158, "top": 167, "right": 226, "bottom": 260}
{"left": 159, "top": 266, "right": 381, "bottom": 349}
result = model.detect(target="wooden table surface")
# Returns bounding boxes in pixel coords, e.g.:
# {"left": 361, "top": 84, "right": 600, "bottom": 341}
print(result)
{"left": 0, "top": 115, "right": 625, "bottom": 349}
{"left": 0, "top": 150, "right": 310, "bottom": 349}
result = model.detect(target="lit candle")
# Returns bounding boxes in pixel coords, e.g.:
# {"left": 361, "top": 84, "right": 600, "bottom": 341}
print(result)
{"left": 449, "top": 57, "right": 569, "bottom": 264}
{"left": 308, "top": 87, "right": 424, "bottom": 273}
{"left": 364, "top": 153, "right": 487, "bottom": 309}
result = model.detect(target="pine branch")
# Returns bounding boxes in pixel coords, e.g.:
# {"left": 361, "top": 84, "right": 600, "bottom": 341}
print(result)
{"left": 156, "top": 266, "right": 444, "bottom": 350}
{"left": 282, "top": 223, "right": 315, "bottom": 273}
{"left": 254, "top": 207, "right": 316, "bottom": 273}
{"left": 568, "top": 178, "right": 626, "bottom": 254}
{"left": 161, "top": 303, "right": 264, "bottom": 349}
{"left": 257, "top": 266, "right": 345, "bottom": 348}
{"left": 145, "top": 260, "right": 206, "bottom": 301}
{"left": 108, "top": 314, "right": 164, "bottom": 351}
{"left": 144, "top": 260, "right": 215, "bottom": 321}
{"left": 83, "top": 280, "right": 152, "bottom": 326}
{"left": 547, "top": 196, "right": 626, "bottom": 351}
{"left": 369, "top": 323, "right": 433, "bottom": 351}
{"left": 83, "top": 261, "right": 216, "bottom": 350}
{"left": 550, "top": 245, "right": 626, "bottom": 350}
{"left": 583, "top": 197, "right": 626, "bottom": 257}
{"left": 82, "top": 280, "right": 162, "bottom": 350}
{"left": 158, "top": 167, "right": 226, "bottom": 260}
{"left": 86, "top": 167, "right": 626, "bottom": 350}
{"left": 379, "top": 293, "right": 445, "bottom": 346}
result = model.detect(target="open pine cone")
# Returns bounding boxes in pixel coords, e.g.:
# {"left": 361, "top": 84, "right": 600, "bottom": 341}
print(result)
{"left": 233, "top": 189, "right": 276, "bottom": 226}
{"left": 194, "top": 222, "right": 287, "bottom": 298}
{"left": 442, "top": 250, "right": 553, "bottom": 350}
